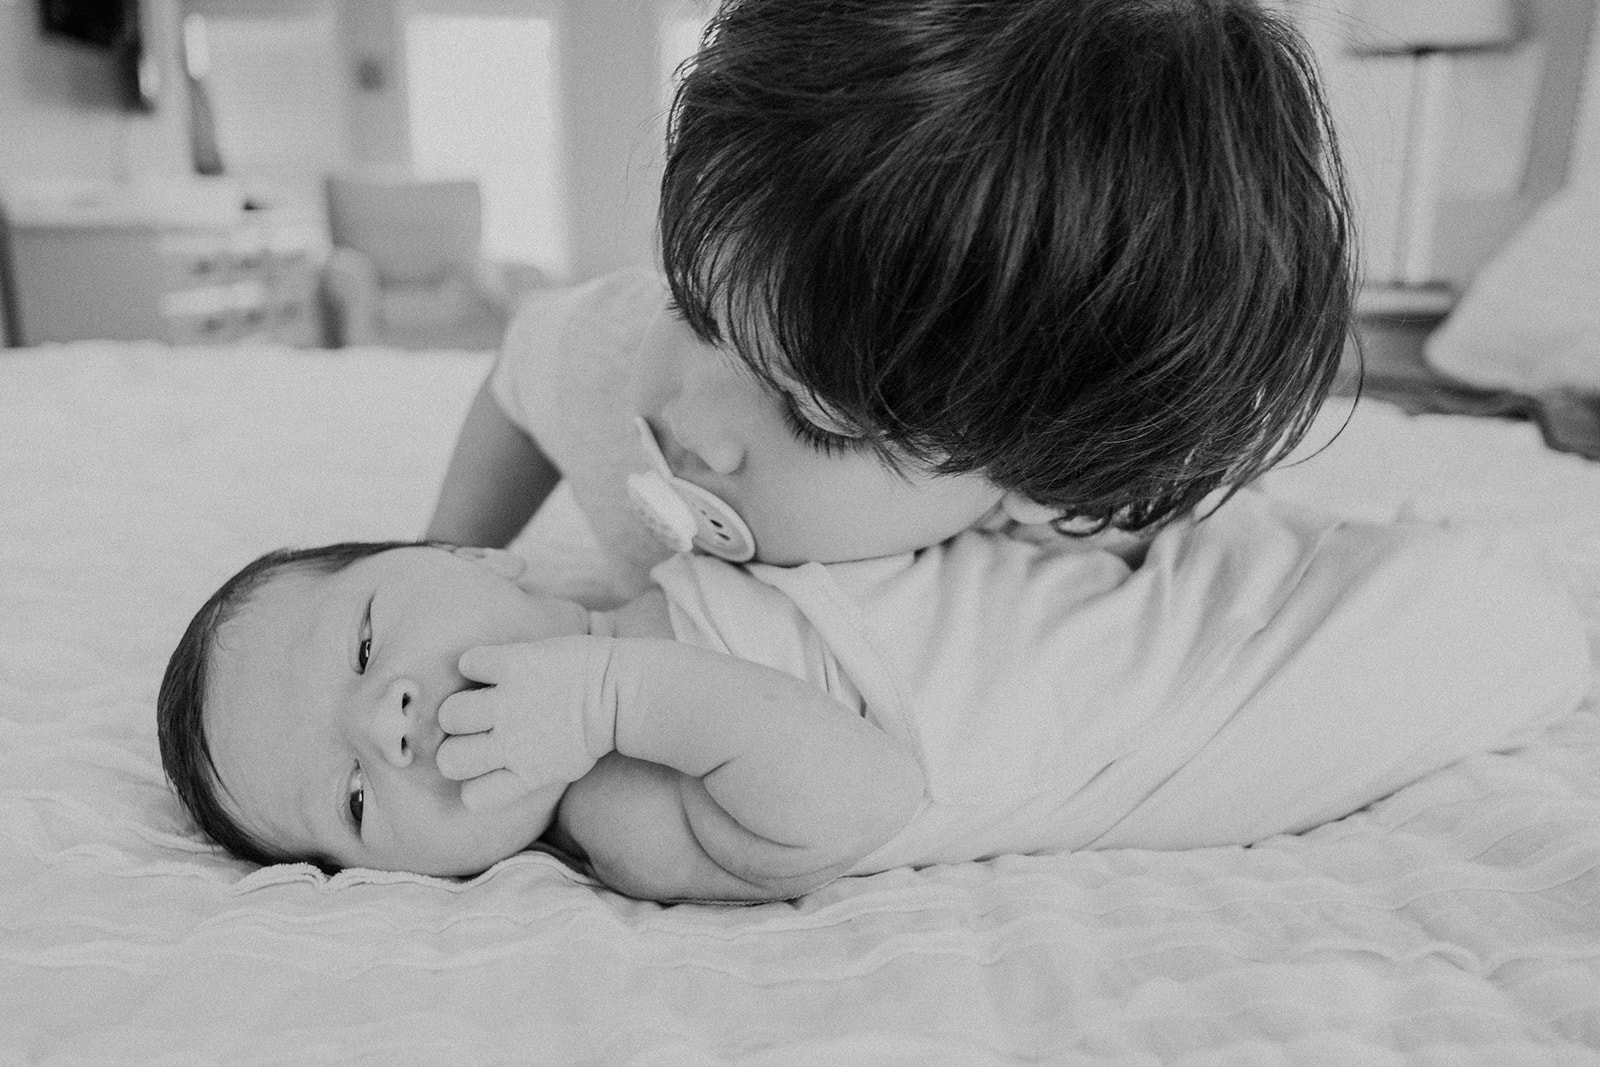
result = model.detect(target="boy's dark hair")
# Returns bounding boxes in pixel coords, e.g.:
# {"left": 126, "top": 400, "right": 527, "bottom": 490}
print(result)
{"left": 157, "top": 541, "right": 425, "bottom": 871}
{"left": 661, "top": 0, "right": 1356, "bottom": 533}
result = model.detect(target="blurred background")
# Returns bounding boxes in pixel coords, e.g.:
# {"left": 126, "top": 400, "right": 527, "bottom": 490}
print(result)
{"left": 0, "top": 0, "right": 1595, "bottom": 352}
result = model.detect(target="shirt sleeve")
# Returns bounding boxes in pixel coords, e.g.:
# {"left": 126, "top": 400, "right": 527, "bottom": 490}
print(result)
{"left": 488, "top": 285, "right": 585, "bottom": 431}
{"left": 651, "top": 555, "right": 867, "bottom": 717}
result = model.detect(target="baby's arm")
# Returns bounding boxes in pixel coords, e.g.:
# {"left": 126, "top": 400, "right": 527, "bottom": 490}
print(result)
{"left": 438, "top": 637, "right": 925, "bottom": 901}
{"left": 425, "top": 378, "right": 561, "bottom": 547}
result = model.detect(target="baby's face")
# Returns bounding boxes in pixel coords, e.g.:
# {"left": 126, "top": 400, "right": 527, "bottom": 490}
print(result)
{"left": 205, "top": 546, "right": 587, "bottom": 877}
{"left": 634, "top": 309, "right": 1013, "bottom": 565}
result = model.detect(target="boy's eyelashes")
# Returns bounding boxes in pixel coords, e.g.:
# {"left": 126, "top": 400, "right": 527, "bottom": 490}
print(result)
{"left": 774, "top": 380, "right": 886, "bottom": 454}
{"left": 664, "top": 294, "right": 878, "bottom": 457}
{"left": 664, "top": 296, "right": 722, "bottom": 345}
{"left": 779, "top": 398, "right": 873, "bottom": 457}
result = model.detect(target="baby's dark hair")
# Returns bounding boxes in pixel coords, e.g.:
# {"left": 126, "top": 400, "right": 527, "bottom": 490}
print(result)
{"left": 157, "top": 540, "right": 425, "bottom": 871}
{"left": 662, "top": 0, "right": 1356, "bottom": 533}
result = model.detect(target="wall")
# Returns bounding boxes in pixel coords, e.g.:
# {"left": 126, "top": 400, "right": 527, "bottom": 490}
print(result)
{"left": 0, "top": 0, "right": 189, "bottom": 185}
{"left": 1, "top": 0, "right": 390, "bottom": 195}
{"left": 353, "top": 0, "right": 673, "bottom": 281}
{"left": 0, "top": 0, "right": 189, "bottom": 344}
{"left": 557, "top": 0, "right": 670, "bottom": 280}
{"left": 1296, "top": 0, "right": 1599, "bottom": 287}
{"left": 6, "top": 0, "right": 1596, "bottom": 292}
{"left": 335, "top": 2, "right": 411, "bottom": 171}
{"left": 181, "top": 0, "right": 669, "bottom": 281}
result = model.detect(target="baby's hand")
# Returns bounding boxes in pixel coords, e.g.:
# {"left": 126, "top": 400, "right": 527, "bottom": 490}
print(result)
{"left": 436, "top": 637, "right": 617, "bottom": 813}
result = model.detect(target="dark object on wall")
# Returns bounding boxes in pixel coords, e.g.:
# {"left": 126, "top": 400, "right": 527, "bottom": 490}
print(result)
{"left": 38, "top": 0, "right": 158, "bottom": 111}
{"left": 39, "top": 0, "right": 128, "bottom": 48}
{"left": 355, "top": 55, "right": 388, "bottom": 94}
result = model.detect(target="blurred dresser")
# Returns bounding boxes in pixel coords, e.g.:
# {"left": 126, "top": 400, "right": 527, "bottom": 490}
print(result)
{"left": 1, "top": 182, "right": 327, "bottom": 347}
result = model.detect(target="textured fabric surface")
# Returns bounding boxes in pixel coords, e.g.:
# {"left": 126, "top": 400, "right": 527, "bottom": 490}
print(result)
{"left": 2, "top": 346, "right": 1598, "bottom": 1065}
{"left": 1425, "top": 181, "right": 1600, "bottom": 393}
{"left": 658, "top": 494, "right": 1587, "bottom": 865}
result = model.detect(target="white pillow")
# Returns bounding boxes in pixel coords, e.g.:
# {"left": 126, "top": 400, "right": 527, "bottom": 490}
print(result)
{"left": 1425, "top": 181, "right": 1600, "bottom": 392}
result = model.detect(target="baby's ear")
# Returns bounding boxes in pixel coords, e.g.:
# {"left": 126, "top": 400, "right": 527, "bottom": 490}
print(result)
{"left": 449, "top": 545, "right": 528, "bottom": 581}
{"left": 999, "top": 492, "right": 1061, "bottom": 526}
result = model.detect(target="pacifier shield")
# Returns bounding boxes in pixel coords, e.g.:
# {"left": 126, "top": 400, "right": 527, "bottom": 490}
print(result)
{"left": 630, "top": 418, "right": 758, "bottom": 562}
{"left": 627, "top": 471, "right": 697, "bottom": 554}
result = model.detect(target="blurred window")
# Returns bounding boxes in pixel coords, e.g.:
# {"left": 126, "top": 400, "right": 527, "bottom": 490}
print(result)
{"left": 403, "top": 5, "right": 566, "bottom": 275}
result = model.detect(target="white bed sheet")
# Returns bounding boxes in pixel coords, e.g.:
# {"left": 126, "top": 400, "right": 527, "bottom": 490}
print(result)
{"left": 2, "top": 343, "right": 1598, "bottom": 1065}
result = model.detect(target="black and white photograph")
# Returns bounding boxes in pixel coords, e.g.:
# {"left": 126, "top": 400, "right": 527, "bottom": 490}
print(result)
{"left": 3, "top": 0, "right": 1599, "bottom": 1062}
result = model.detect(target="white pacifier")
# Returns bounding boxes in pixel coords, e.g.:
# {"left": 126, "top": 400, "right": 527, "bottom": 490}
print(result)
{"left": 626, "top": 417, "right": 757, "bottom": 562}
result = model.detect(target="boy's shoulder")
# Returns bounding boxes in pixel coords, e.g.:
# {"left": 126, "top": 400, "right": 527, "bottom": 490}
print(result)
{"left": 570, "top": 267, "right": 670, "bottom": 323}
{"left": 499, "top": 266, "right": 668, "bottom": 376}
{"left": 514, "top": 265, "right": 665, "bottom": 337}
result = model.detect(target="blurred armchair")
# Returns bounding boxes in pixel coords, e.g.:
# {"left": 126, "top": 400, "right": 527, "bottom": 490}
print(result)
{"left": 321, "top": 173, "right": 548, "bottom": 350}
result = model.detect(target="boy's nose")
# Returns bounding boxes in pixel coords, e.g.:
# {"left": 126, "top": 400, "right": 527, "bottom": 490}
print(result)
{"left": 365, "top": 677, "right": 424, "bottom": 768}
{"left": 634, "top": 329, "right": 747, "bottom": 478}
{"left": 660, "top": 399, "right": 745, "bottom": 476}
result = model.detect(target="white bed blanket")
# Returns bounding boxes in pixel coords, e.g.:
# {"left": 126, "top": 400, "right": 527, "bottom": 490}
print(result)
{"left": 2, "top": 344, "right": 1598, "bottom": 1065}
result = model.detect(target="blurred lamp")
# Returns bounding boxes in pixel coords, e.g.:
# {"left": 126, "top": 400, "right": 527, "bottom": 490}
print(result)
{"left": 1348, "top": 0, "right": 1521, "bottom": 308}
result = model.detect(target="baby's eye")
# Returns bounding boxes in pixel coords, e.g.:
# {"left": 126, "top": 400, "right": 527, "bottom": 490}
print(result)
{"left": 347, "top": 764, "right": 365, "bottom": 828}
{"left": 356, "top": 597, "right": 373, "bottom": 673}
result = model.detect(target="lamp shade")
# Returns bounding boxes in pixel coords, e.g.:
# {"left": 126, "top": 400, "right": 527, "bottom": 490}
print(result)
{"left": 1347, "top": 0, "right": 1521, "bottom": 54}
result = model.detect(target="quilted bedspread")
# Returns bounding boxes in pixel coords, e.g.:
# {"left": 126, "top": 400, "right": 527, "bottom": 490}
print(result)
{"left": 2, "top": 343, "right": 1598, "bottom": 1065}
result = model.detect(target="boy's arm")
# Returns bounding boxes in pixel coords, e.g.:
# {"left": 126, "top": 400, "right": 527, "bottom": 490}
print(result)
{"left": 425, "top": 377, "right": 561, "bottom": 547}
{"left": 438, "top": 637, "right": 926, "bottom": 901}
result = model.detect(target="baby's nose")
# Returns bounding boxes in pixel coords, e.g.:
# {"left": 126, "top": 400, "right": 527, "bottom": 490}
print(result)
{"left": 370, "top": 677, "right": 424, "bottom": 768}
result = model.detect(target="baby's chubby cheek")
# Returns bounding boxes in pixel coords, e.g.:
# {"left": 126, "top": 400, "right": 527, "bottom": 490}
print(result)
{"left": 508, "top": 594, "right": 593, "bottom": 644}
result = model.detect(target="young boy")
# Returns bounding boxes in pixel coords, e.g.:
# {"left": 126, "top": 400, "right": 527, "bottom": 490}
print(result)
{"left": 426, "top": 0, "right": 1355, "bottom": 596}
{"left": 160, "top": 493, "right": 1589, "bottom": 901}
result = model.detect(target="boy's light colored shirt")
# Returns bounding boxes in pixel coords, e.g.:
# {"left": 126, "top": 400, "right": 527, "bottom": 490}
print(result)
{"left": 491, "top": 268, "right": 678, "bottom": 600}
{"left": 652, "top": 490, "right": 1590, "bottom": 872}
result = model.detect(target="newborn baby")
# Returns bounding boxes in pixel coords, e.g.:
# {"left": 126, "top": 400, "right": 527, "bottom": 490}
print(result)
{"left": 158, "top": 491, "right": 1589, "bottom": 901}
